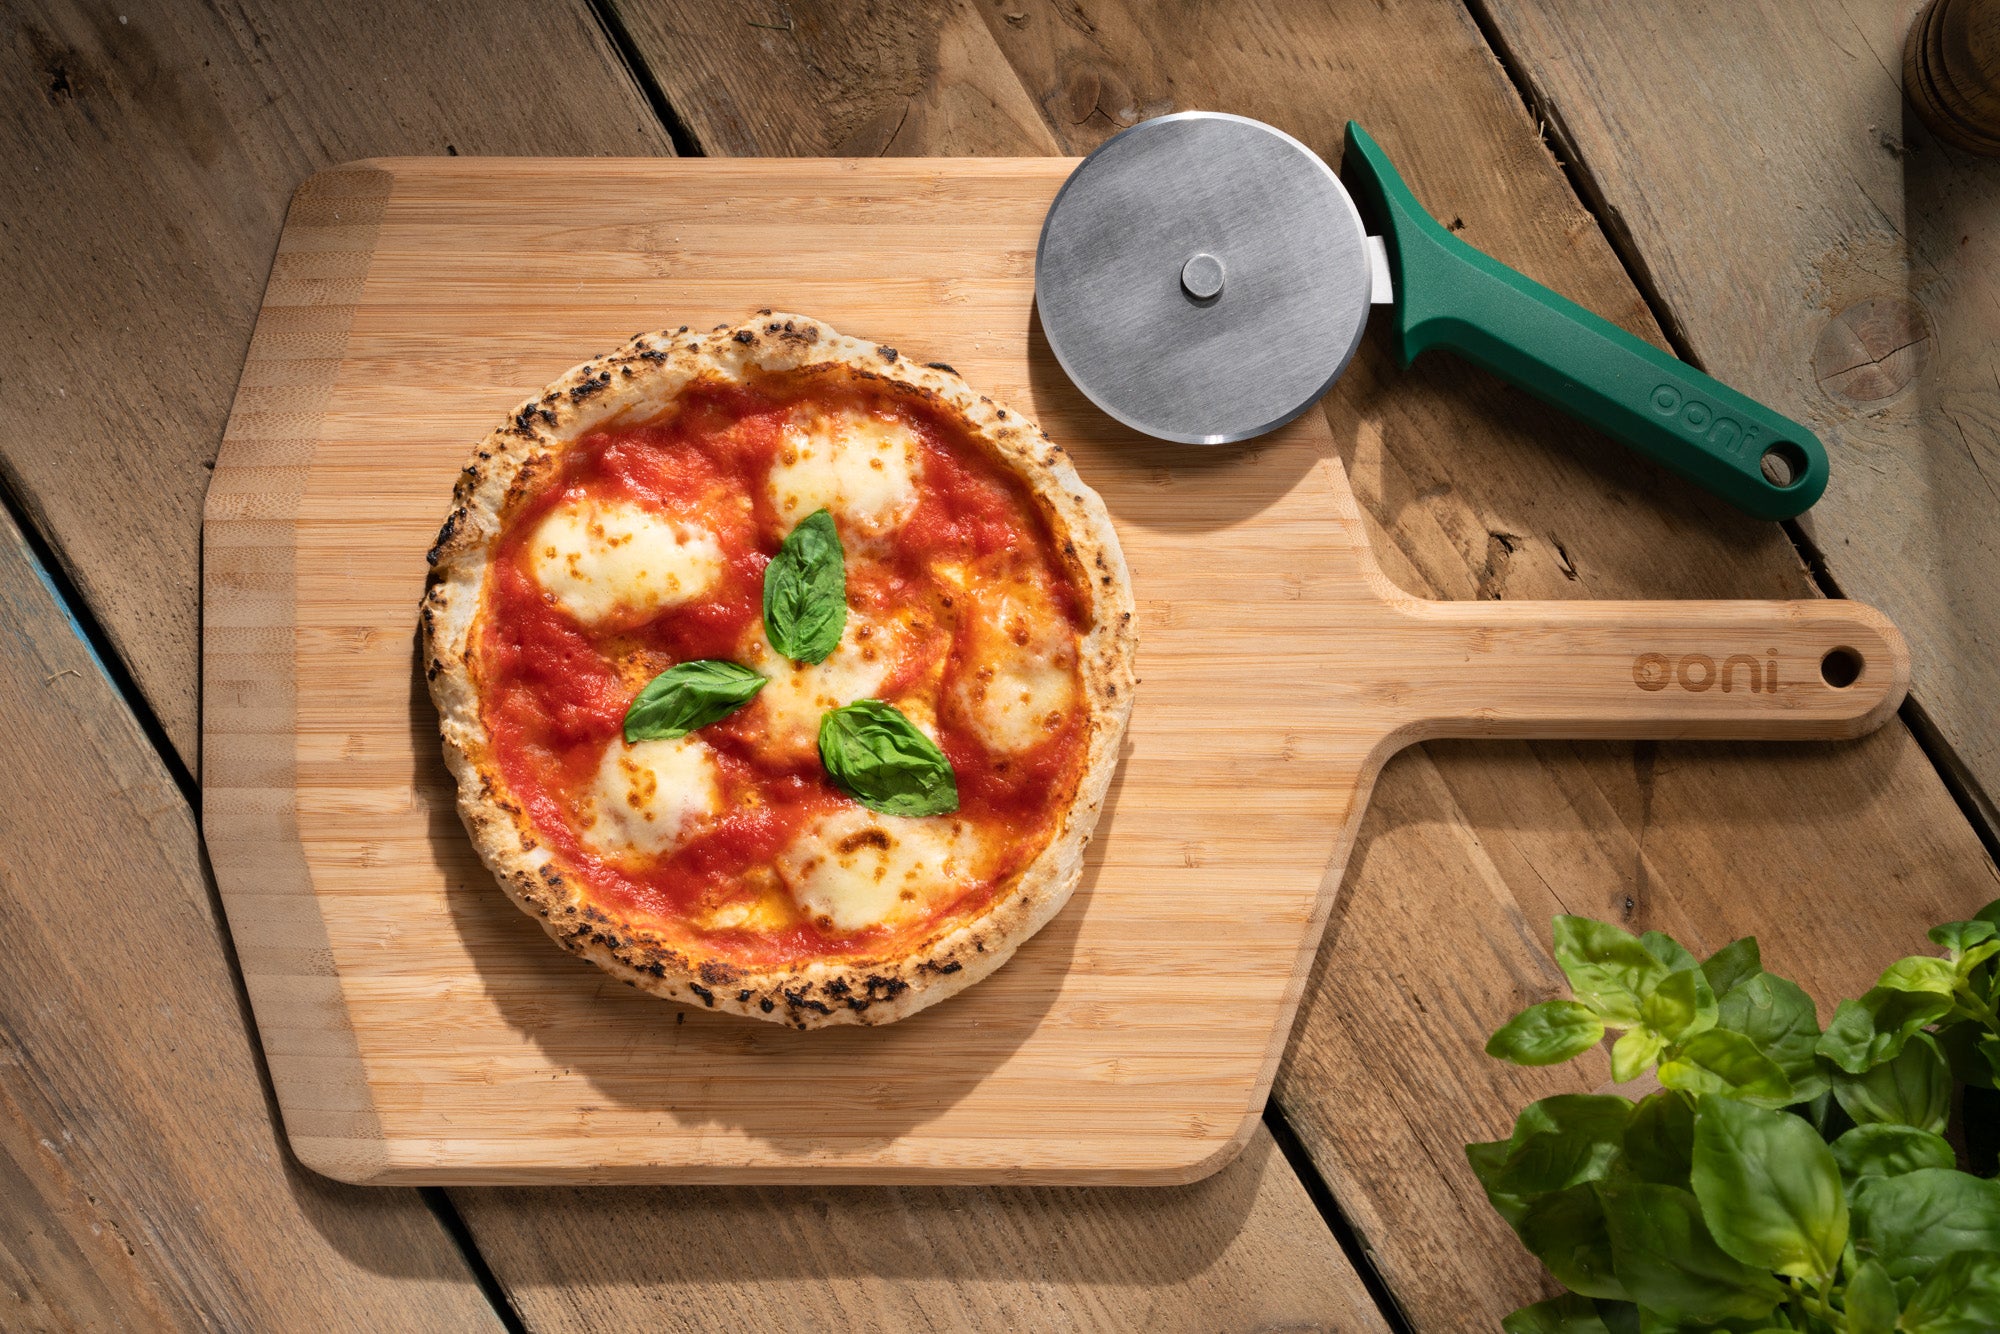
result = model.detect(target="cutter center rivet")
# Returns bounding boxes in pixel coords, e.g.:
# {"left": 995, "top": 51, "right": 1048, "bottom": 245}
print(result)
{"left": 1180, "top": 252, "right": 1225, "bottom": 300}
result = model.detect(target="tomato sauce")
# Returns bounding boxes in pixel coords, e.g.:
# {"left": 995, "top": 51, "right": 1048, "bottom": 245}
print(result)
{"left": 472, "top": 374, "right": 1090, "bottom": 966}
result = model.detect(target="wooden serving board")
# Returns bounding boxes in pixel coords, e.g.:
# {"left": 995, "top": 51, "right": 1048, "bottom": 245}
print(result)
{"left": 202, "top": 159, "right": 1909, "bottom": 1185}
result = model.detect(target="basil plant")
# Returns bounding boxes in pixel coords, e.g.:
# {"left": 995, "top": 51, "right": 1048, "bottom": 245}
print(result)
{"left": 1471, "top": 899, "right": 2000, "bottom": 1333}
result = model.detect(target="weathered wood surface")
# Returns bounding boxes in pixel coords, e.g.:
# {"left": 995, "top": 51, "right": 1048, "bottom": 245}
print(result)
{"left": 457, "top": 1124, "right": 1389, "bottom": 1332}
{"left": 0, "top": 0, "right": 673, "bottom": 768}
{"left": 0, "top": 504, "right": 499, "bottom": 1329}
{"left": 607, "top": 0, "right": 2000, "bottom": 1324}
{"left": 1476, "top": 0, "right": 2000, "bottom": 811}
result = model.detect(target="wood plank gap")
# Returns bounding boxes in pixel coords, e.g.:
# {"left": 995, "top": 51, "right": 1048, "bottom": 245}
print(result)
{"left": 421, "top": 1187, "right": 530, "bottom": 1334}
{"left": 1262, "top": 1101, "right": 1414, "bottom": 1334}
{"left": 0, "top": 466, "right": 195, "bottom": 804}
{"left": 1455, "top": 0, "right": 2000, "bottom": 866}
{"left": 1456, "top": 0, "right": 1702, "bottom": 367}
{"left": 588, "top": 0, "right": 706, "bottom": 156}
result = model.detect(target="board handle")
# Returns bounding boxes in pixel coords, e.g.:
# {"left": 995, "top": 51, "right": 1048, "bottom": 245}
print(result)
{"left": 1388, "top": 599, "right": 1909, "bottom": 742}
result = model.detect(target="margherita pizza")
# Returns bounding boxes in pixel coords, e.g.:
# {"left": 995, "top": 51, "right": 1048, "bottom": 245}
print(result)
{"left": 422, "top": 313, "right": 1135, "bottom": 1027}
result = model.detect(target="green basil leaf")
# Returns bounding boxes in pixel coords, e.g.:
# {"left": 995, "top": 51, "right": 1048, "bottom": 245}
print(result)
{"left": 762, "top": 508, "right": 847, "bottom": 664}
{"left": 1555, "top": 917, "right": 1668, "bottom": 1027}
{"left": 1930, "top": 918, "right": 1998, "bottom": 960}
{"left": 1844, "top": 1257, "right": 1901, "bottom": 1334}
{"left": 622, "top": 659, "right": 767, "bottom": 742}
{"left": 1487, "top": 1000, "right": 1605, "bottom": 1066}
{"left": 818, "top": 699, "right": 958, "bottom": 817}
{"left": 1816, "top": 987, "right": 1954, "bottom": 1074}
{"left": 1901, "top": 1249, "right": 2000, "bottom": 1334}
{"left": 1879, "top": 955, "right": 1959, "bottom": 997}
{"left": 1984, "top": 1034, "right": 2000, "bottom": 1085}
{"left": 1641, "top": 930, "right": 1700, "bottom": 974}
{"left": 1658, "top": 1029, "right": 1795, "bottom": 1108}
{"left": 1689, "top": 1094, "right": 1846, "bottom": 1280}
{"left": 1716, "top": 971, "right": 1827, "bottom": 1103}
{"left": 1977, "top": 898, "right": 2000, "bottom": 928}
{"left": 1642, "top": 967, "right": 1718, "bottom": 1043}
{"left": 1701, "top": 937, "right": 1762, "bottom": 1000}
{"left": 1519, "top": 1183, "right": 1629, "bottom": 1301}
{"left": 1851, "top": 1169, "right": 2000, "bottom": 1280}
{"left": 1831, "top": 1032, "right": 1950, "bottom": 1133}
{"left": 1612, "top": 1027, "right": 1667, "bottom": 1084}
{"left": 1597, "top": 1180, "right": 1786, "bottom": 1325}
{"left": 1469, "top": 1094, "right": 1632, "bottom": 1224}
{"left": 1830, "top": 1124, "right": 1956, "bottom": 1184}
{"left": 1501, "top": 1294, "right": 1614, "bottom": 1334}
{"left": 1957, "top": 938, "right": 2000, "bottom": 979}
{"left": 1623, "top": 1091, "right": 1696, "bottom": 1188}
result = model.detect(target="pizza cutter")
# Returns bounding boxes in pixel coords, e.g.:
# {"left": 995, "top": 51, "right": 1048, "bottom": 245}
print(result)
{"left": 1034, "top": 113, "right": 1828, "bottom": 521}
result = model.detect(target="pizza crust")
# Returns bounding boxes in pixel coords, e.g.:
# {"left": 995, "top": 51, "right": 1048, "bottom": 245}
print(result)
{"left": 422, "top": 312, "right": 1136, "bottom": 1027}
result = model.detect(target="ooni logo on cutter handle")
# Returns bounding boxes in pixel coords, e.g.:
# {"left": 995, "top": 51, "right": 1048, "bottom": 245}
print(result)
{"left": 1035, "top": 112, "right": 1827, "bottom": 521}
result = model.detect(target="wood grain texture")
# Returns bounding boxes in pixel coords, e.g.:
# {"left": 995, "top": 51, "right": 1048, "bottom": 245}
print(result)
{"left": 0, "top": 510, "right": 496, "bottom": 1328}
{"left": 0, "top": 0, "right": 672, "bottom": 767}
{"left": 200, "top": 156, "right": 1914, "bottom": 1187}
{"left": 962, "top": 0, "right": 2000, "bottom": 1325}
{"left": 1475, "top": 0, "right": 2000, "bottom": 808}
{"left": 458, "top": 1124, "right": 1389, "bottom": 1332}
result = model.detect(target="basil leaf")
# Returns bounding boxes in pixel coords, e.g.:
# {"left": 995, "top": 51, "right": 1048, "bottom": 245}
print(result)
{"left": 623, "top": 659, "right": 767, "bottom": 742}
{"left": 1596, "top": 1180, "right": 1785, "bottom": 1325}
{"left": 1879, "top": 954, "right": 1959, "bottom": 997}
{"left": 1501, "top": 1294, "right": 1614, "bottom": 1334}
{"left": 1817, "top": 987, "right": 1954, "bottom": 1074}
{"left": 1844, "top": 1257, "right": 1901, "bottom": 1334}
{"left": 1467, "top": 1095, "right": 1631, "bottom": 1222}
{"left": 1689, "top": 1094, "right": 1846, "bottom": 1281}
{"left": 1851, "top": 1169, "right": 2000, "bottom": 1280}
{"left": 1700, "top": 937, "right": 1762, "bottom": 1000}
{"left": 1931, "top": 918, "right": 1998, "bottom": 960}
{"left": 818, "top": 699, "right": 958, "bottom": 817}
{"left": 1554, "top": 916, "right": 1667, "bottom": 1027}
{"left": 1978, "top": 897, "right": 2000, "bottom": 928}
{"left": 1622, "top": 1091, "right": 1696, "bottom": 1189}
{"left": 1640, "top": 930, "right": 1699, "bottom": 974}
{"left": 1610, "top": 1026, "right": 1665, "bottom": 1084}
{"left": 1640, "top": 966, "right": 1717, "bottom": 1043}
{"left": 1487, "top": 1000, "right": 1604, "bottom": 1066}
{"left": 1831, "top": 1031, "right": 1950, "bottom": 1133}
{"left": 1658, "top": 1029, "right": 1795, "bottom": 1108}
{"left": 1518, "top": 1184, "right": 1628, "bottom": 1301}
{"left": 1830, "top": 1124, "right": 1956, "bottom": 1185}
{"left": 763, "top": 508, "right": 847, "bottom": 665}
{"left": 1716, "top": 971, "right": 1828, "bottom": 1103}
{"left": 1902, "top": 1250, "right": 2000, "bottom": 1334}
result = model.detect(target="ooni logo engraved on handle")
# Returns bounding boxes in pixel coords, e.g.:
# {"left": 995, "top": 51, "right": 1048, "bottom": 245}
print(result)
{"left": 1650, "top": 384, "right": 1759, "bottom": 460}
{"left": 1632, "top": 652, "right": 1778, "bottom": 694}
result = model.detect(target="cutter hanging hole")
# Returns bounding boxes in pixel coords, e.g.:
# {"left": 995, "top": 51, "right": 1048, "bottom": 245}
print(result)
{"left": 1760, "top": 441, "right": 1810, "bottom": 488}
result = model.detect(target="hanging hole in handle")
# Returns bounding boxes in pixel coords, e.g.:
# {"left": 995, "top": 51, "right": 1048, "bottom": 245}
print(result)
{"left": 1761, "top": 441, "right": 1810, "bottom": 488}
{"left": 1820, "top": 646, "right": 1863, "bottom": 688}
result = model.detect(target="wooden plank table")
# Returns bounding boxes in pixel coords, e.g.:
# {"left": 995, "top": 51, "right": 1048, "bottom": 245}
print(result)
{"left": 4, "top": 0, "right": 1995, "bottom": 1327}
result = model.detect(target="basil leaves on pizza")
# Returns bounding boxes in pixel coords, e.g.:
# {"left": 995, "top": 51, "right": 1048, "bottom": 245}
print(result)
{"left": 763, "top": 508, "right": 847, "bottom": 665}
{"left": 624, "top": 660, "right": 767, "bottom": 742}
{"left": 818, "top": 699, "right": 959, "bottom": 817}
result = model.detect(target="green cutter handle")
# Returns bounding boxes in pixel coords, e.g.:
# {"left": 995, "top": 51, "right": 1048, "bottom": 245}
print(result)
{"left": 1341, "top": 122, "right": 1826, "bottom": 521}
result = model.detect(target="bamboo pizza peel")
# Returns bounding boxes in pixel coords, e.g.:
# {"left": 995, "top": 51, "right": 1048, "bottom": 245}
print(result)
{"left": 201, "top": 158, "right": 1907, "bottom": 1184}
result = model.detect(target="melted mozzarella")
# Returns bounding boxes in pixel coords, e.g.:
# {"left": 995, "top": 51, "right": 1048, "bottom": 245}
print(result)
{"left": 951, "top": 580, "right": 1078, "bottom": 754}
{"left": 740, "top": 612, "right": 904, "bottom": 762}
{"left": 777, "top": 807, "right": 983, "bottom": 932}
{"left": 766, "top": 405, "right": 921, "bottom": 537}
{"left": 578, "top": 736, "right": 720, "bottom": 860}
{"left": 528, "top": 497, "right": 723, "bottom": 628}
